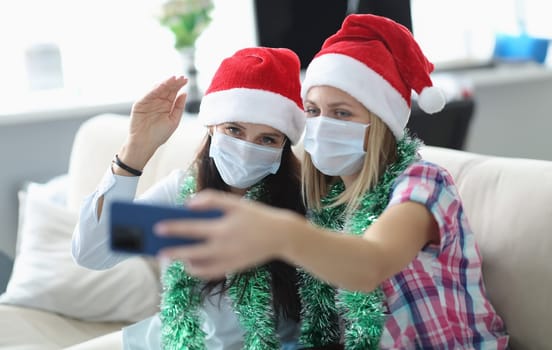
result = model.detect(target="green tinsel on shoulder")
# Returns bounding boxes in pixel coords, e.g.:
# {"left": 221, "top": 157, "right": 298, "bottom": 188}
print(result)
{"left": 161, "top": 261, "right": 205, "bottom": 350}
{"left": 227, "top": 183, "right": 280, "bottom": 349}
{"left": 161, "top": 174, "right": 281, "bottom": 349}
{"left": 161, "top": 174, "right": 204, "bottom": 349}
{"left": 176, "top": 173, "right": 197, "bottom": 206}
{"left": 229, "top": 269, "right": 279, "bottom": 350}
{"left": 300, "top": 132, "right": 421, "bottom": 350}
{"left": 298, "top": 272, "right": 340, "bottom": 347}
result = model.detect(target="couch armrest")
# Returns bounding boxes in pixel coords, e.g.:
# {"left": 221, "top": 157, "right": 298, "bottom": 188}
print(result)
{"left": 0, "top": 304, "right": 127, "bottom": 350}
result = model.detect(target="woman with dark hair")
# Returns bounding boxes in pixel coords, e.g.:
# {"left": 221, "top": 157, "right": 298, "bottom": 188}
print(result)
{"left": 72, "top": 47, "right": 306, "bottom": 349}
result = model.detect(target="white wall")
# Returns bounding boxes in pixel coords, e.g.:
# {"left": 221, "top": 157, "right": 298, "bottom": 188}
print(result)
{"left": 0, "top": 104, "right": 131, "bottom": 291}
{"left": 461, "top": 64, "right": 552, "bottom": 161}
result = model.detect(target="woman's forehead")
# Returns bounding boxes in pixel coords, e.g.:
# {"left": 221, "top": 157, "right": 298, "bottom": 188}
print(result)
{"left": 306, "top": 85, "right": 354, "bottom": 102}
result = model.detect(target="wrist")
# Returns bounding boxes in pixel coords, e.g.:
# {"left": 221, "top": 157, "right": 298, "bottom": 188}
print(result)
{"left": 116, "top": 142, "right": 156, "bottom": 171}
{"left": 276, "top": 212, "right": 310, "bottom": 263}
{"left": 113, "top": 154, "right": 142, "bottom": 176}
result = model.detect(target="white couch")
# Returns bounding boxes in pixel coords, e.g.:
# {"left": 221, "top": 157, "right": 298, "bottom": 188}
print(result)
{"left": 1, "top": 113, "right": 551, "bottom": 349}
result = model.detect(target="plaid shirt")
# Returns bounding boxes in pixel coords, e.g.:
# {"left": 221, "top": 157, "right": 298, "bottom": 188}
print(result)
{"left": 378, "top": 161, "right": 508, "bottom": 349}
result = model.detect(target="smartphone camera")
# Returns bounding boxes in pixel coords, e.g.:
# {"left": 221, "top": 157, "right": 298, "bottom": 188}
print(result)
{"left": 111, "top": 225, "right": 144, "bottom": 252}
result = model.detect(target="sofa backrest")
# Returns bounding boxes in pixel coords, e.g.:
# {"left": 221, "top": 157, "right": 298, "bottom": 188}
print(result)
{"left": 419, "top": 146, "right": 552, "bottom": 350}
{"left": 67, "top": 114, "right": 208, "bottom": 210}
{"left": 69, "top": 114, "right": 552, "bottom": 349}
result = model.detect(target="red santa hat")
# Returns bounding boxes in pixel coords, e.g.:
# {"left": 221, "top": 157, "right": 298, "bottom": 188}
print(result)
{"left": 198, "top": 47, "right": 305, "bottom": 144}
{"left": 301, "top": 14, "right": 446, "bottom": 139}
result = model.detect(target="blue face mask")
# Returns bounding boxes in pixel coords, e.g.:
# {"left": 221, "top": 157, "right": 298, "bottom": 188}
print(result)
{"left": 209, "top": 131, "right": 283, "bottom": 189}
{"left": 304, "top": 116, "right": 369, "bottom": 176}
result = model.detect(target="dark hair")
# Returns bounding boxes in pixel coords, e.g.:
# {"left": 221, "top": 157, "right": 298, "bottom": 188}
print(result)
{"left": 192, "top": 133, "right": 304, "bottom": 322}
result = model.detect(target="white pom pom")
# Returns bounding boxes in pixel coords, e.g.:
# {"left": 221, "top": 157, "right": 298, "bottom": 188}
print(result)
{"left": 418, "top": 86, "right": 446, "bottom": 114}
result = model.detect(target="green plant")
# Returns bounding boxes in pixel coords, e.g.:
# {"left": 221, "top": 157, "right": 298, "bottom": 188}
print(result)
{"left": 159, "top": 0, "right": 213, "bottom": 49}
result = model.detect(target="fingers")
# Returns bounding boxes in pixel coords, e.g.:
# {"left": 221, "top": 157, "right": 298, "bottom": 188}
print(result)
{"left": 141, "top": 76, "right": 188, "bottom": 102}
{"left": 161, "top": 249, "right": 244, "bottom": 280}
{"left": 159, "top": 241, "right": 214, "bottom": 261}
{"left": 170, "top": 92, "right": 187, "bottom": 120}
{"left": 154, "top": 217, "right": 222, "bottom": 239}
{"left": 186, "top": 189, "right": 243, "bottom": 211}
{"left": 185, "top": 257, "right": 266, "bottom": 281}
{"left": 159, "top": 75, "right": 187, "bottom": 91}
{"left": 159, "top": 242, "right": 229, "bottom": 280}
{"left": 164, "top": 76, "right": 188, "bottom": 102}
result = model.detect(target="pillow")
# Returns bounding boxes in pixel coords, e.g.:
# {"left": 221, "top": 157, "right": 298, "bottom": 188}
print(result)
{"left": 0, "top": 176, "right": 161, "bottom": 323}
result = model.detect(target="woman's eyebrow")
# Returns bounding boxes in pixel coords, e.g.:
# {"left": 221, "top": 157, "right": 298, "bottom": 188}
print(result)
{"left": 260, "top": 132, "right": 284, "bottom": 138}
{"left": 327, "top": 101, "right": 353, "bottom": 108}
{"left": 304, "top": 100, "right": 352, "bottom": 108}
{"left": 225, "top": 122, "right": 244, "bottom": 129}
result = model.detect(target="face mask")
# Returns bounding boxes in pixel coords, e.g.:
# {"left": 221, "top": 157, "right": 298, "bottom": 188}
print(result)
{"left": 209, "top": 131, "right": 283, "bottom": 189}
{"left": 304, "top": 116, "right": 369, "bottom": 176}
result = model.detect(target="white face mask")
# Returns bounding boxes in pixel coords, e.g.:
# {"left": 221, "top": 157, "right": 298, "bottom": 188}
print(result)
{"left": 304, "top": 116, "right": 369, "bottom": 176}
{"left": 209, "top": 131, "right": 283, "bottom": 189}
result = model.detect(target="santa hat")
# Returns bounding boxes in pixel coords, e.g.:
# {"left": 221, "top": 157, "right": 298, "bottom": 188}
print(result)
{"left": 198, "top": 47, "right": 305, "bottom": 144}
{"left": 301, "top": 14, "right": 446, "bottom": 139}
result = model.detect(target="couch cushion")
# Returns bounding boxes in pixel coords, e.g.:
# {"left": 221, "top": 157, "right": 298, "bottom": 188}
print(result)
{"left": 0, "top": 304, "right": 126, "bottom": 350}
{"left": 420, "top": 146, "right": 552, "bottom": 350}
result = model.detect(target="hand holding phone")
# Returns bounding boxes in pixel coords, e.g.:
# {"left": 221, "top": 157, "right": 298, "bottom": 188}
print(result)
{"left": 109, "top": 200, "right": 222, "bottom": 256}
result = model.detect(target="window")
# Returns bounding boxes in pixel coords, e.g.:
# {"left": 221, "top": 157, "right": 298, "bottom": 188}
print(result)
{"left": 0, "top": 0, "right": 181, "bottom": 114}
{"left": 1, "top": 0, "right": 550, "bottom": 117}
{"left": 411, "top": 0, "right": 552, "bottom": 66}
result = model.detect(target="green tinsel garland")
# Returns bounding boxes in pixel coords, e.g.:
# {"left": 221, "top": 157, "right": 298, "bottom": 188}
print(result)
{"left": 299, "top": 133, "right": 421, "bottom": 349}
{"left": 228, "top": 270, "right": 278, "bottom": 349}
{"left": 161, "top": 261, "right": 205, "bottom": 350}
{"left": 297, "top": 272, "right": 341, "bottom": 346}
{"left": 228, "top": 185, "right": 280, "bottom": 350}
{"left": 160, "top": 174, "right": 205, "bottom": 350}
{"left": 161, "top": 178, "right": 281, "bottom": 350}
{"left": 160, "top": 133, "right": 421, "bottom": 350}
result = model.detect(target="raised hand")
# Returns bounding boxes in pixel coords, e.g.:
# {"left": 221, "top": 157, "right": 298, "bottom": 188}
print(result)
{"left": 117, "top": 76, "right": 188, "bottom": 172}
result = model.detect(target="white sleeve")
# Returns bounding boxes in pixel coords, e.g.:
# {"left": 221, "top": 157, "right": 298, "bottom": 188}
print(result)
{"left": 71, "top": 167, "right": 187, "bottom": 270}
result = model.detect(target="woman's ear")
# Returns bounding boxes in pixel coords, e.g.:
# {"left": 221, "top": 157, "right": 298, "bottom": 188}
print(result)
{"left": 207, "top": 125, "right": 214, "bottom": 137}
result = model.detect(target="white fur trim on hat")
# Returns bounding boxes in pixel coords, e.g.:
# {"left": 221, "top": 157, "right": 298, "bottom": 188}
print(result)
{"left": 198, "top": 88, "right": 305, "bottom": 144}
{"left": 301, "top": 53, "right": 410, "bottom": 139}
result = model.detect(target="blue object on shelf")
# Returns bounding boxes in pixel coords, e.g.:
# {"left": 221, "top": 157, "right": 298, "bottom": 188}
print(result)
{"left": 493, "top": 33, "right": 549, "bottom": 64}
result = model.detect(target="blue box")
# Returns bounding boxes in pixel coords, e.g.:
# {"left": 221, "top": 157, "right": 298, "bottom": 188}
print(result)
{"left": 493, "top": 33, "right": 549, "bottom": 64}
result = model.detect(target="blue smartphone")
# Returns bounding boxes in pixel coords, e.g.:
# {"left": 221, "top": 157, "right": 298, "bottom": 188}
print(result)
{"left": 109, "top": 200, "right": 223, "bottom": 256}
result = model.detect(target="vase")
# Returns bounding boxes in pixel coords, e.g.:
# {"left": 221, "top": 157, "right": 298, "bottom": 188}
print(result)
{"left": 179, "top": 47, "right": 202, "bottom": 114}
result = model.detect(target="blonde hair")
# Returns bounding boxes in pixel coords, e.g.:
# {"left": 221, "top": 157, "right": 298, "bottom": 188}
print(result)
{"left": 302, "top": 112, "right": 397, "bottom": 217}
